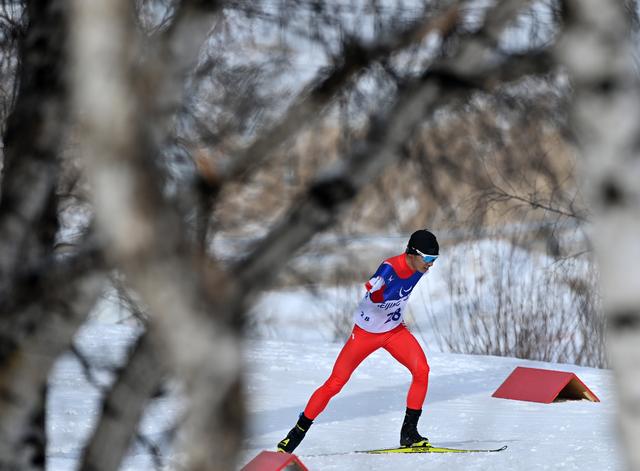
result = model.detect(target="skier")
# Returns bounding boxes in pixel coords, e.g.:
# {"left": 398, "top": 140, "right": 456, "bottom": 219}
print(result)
{"left": 277, "top": 229, "right": 439, "bottom": 453}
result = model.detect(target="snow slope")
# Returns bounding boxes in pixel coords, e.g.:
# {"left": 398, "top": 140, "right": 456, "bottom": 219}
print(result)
{"left": 241, "top": 339, "right": 620, "bottom": 471}
{"left": 47, "top": 236, "right": 613, "bottom": 470}
{"left": 47, "top": 320, "right": 620, "bottom": 470}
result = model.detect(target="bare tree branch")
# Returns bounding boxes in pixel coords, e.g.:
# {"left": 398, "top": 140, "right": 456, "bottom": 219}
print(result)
{"left": 201, "top": 2, "right": 462, "bottom": 191}
{"left": 479, "top": 179, "right": 587, "bottom": 221}
{"left": 79, "top": 330, "right": 167, "bottom": 471}
{"left": 233, "top": 0, "right": 551, "bottom": 295}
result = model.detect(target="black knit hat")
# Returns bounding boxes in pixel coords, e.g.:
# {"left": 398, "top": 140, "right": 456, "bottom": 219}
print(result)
{"left": 406, "top": 229, "right": 439, "bottom": 256}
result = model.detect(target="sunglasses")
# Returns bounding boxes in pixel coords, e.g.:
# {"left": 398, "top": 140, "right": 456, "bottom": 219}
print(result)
{"left": 414, "top": 248, "right": 438, "bottom": 264}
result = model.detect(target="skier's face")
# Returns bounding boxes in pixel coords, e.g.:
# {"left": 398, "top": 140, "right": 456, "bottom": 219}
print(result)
{"left": 407, "top": 254, "right": 434, "bottom": 273}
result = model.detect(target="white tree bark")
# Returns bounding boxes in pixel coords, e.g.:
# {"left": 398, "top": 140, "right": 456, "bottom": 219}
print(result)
{"left": 71, "top": 1, "right": 244, "bottom": 469}
{"left": 555, "top": 1, "right": 640, "bottom": 469}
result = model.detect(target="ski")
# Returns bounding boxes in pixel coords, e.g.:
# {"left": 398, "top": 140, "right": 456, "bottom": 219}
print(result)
{"left": 302, "top": 444, "right": 507, "bottom": 457}
{"left": 356, "top": 444, "right": 508, "bottom": 454}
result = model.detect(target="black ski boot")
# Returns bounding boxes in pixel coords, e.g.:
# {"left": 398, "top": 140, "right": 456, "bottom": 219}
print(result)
{"left": 277, "top": 413, "right": 313, "bottom": 453}
{"left": 400, "top": 407, "right": 429, "bottom": 447}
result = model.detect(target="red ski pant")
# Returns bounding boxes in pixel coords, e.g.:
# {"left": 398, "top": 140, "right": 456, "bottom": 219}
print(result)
{"left": 303, "top": 323, "right": 429, "bottom": 420}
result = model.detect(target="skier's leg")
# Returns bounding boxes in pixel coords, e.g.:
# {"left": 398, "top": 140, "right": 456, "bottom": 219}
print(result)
{"left": 278, "top": 325, "right": 382, "bottom": 452}
{"left": 303, "top": 325, "right": 381, "bottom": 419}
{"left": 383, "top": 325, "right": 430, "bottom": 446}
{"left": 383, "top": 325, "right": 430, "bottom": 409}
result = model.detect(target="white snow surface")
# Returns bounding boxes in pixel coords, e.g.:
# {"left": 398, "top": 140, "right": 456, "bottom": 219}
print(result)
{"left": 241, "top": 340, "right": 620, "bottom": 471}
{"left": 48, "top": 235, "right": 616, "bottom": 470}
{"left": 48, "top": 319, "right": 621, "bottom": 471}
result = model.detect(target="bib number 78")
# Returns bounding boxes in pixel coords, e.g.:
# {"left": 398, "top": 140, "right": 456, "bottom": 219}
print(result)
{"left": 384, "top": 308, "right": 402, "bottom": 324}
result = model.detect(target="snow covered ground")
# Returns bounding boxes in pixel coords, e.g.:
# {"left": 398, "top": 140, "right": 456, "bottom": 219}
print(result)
{"left": 241, "top": 339, "right": 620, "bottom": 471}
{"left": 47, "top": 236, "right": 617, "bottom": 470}
{"left": 47, "top": 319, "right": 621, "bottom": 471}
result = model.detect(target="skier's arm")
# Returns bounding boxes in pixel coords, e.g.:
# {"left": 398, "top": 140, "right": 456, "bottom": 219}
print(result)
{"left": 364, "top": 263, "right": 394, "bottom": 303}
{"left": 365, "top": 276, "right": 385, "bottom": 303}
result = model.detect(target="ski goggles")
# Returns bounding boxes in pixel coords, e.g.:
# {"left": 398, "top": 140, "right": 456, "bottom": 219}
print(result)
{"left": 414, "top": 248, "right": 438, "bottom": 263}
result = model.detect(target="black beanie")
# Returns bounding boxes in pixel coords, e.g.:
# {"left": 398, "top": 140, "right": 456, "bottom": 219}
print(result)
{"left": 406, "top": 229, "right": 439, "bottom": 255}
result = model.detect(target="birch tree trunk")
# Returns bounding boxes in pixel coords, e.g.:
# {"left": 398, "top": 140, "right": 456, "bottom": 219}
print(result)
{"left": 556, "top": 1, "right": 640, "bottom": 469}
{"left": 0, "top": 1, "right": 72, "bottom": 468}
{"left": 70, "top": 1, "right": 246, "bottom": 469}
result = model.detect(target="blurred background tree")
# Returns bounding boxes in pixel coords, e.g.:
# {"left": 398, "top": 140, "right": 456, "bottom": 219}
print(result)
{"left": 0, "top": 0, "right": 638, "bottom": 470}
